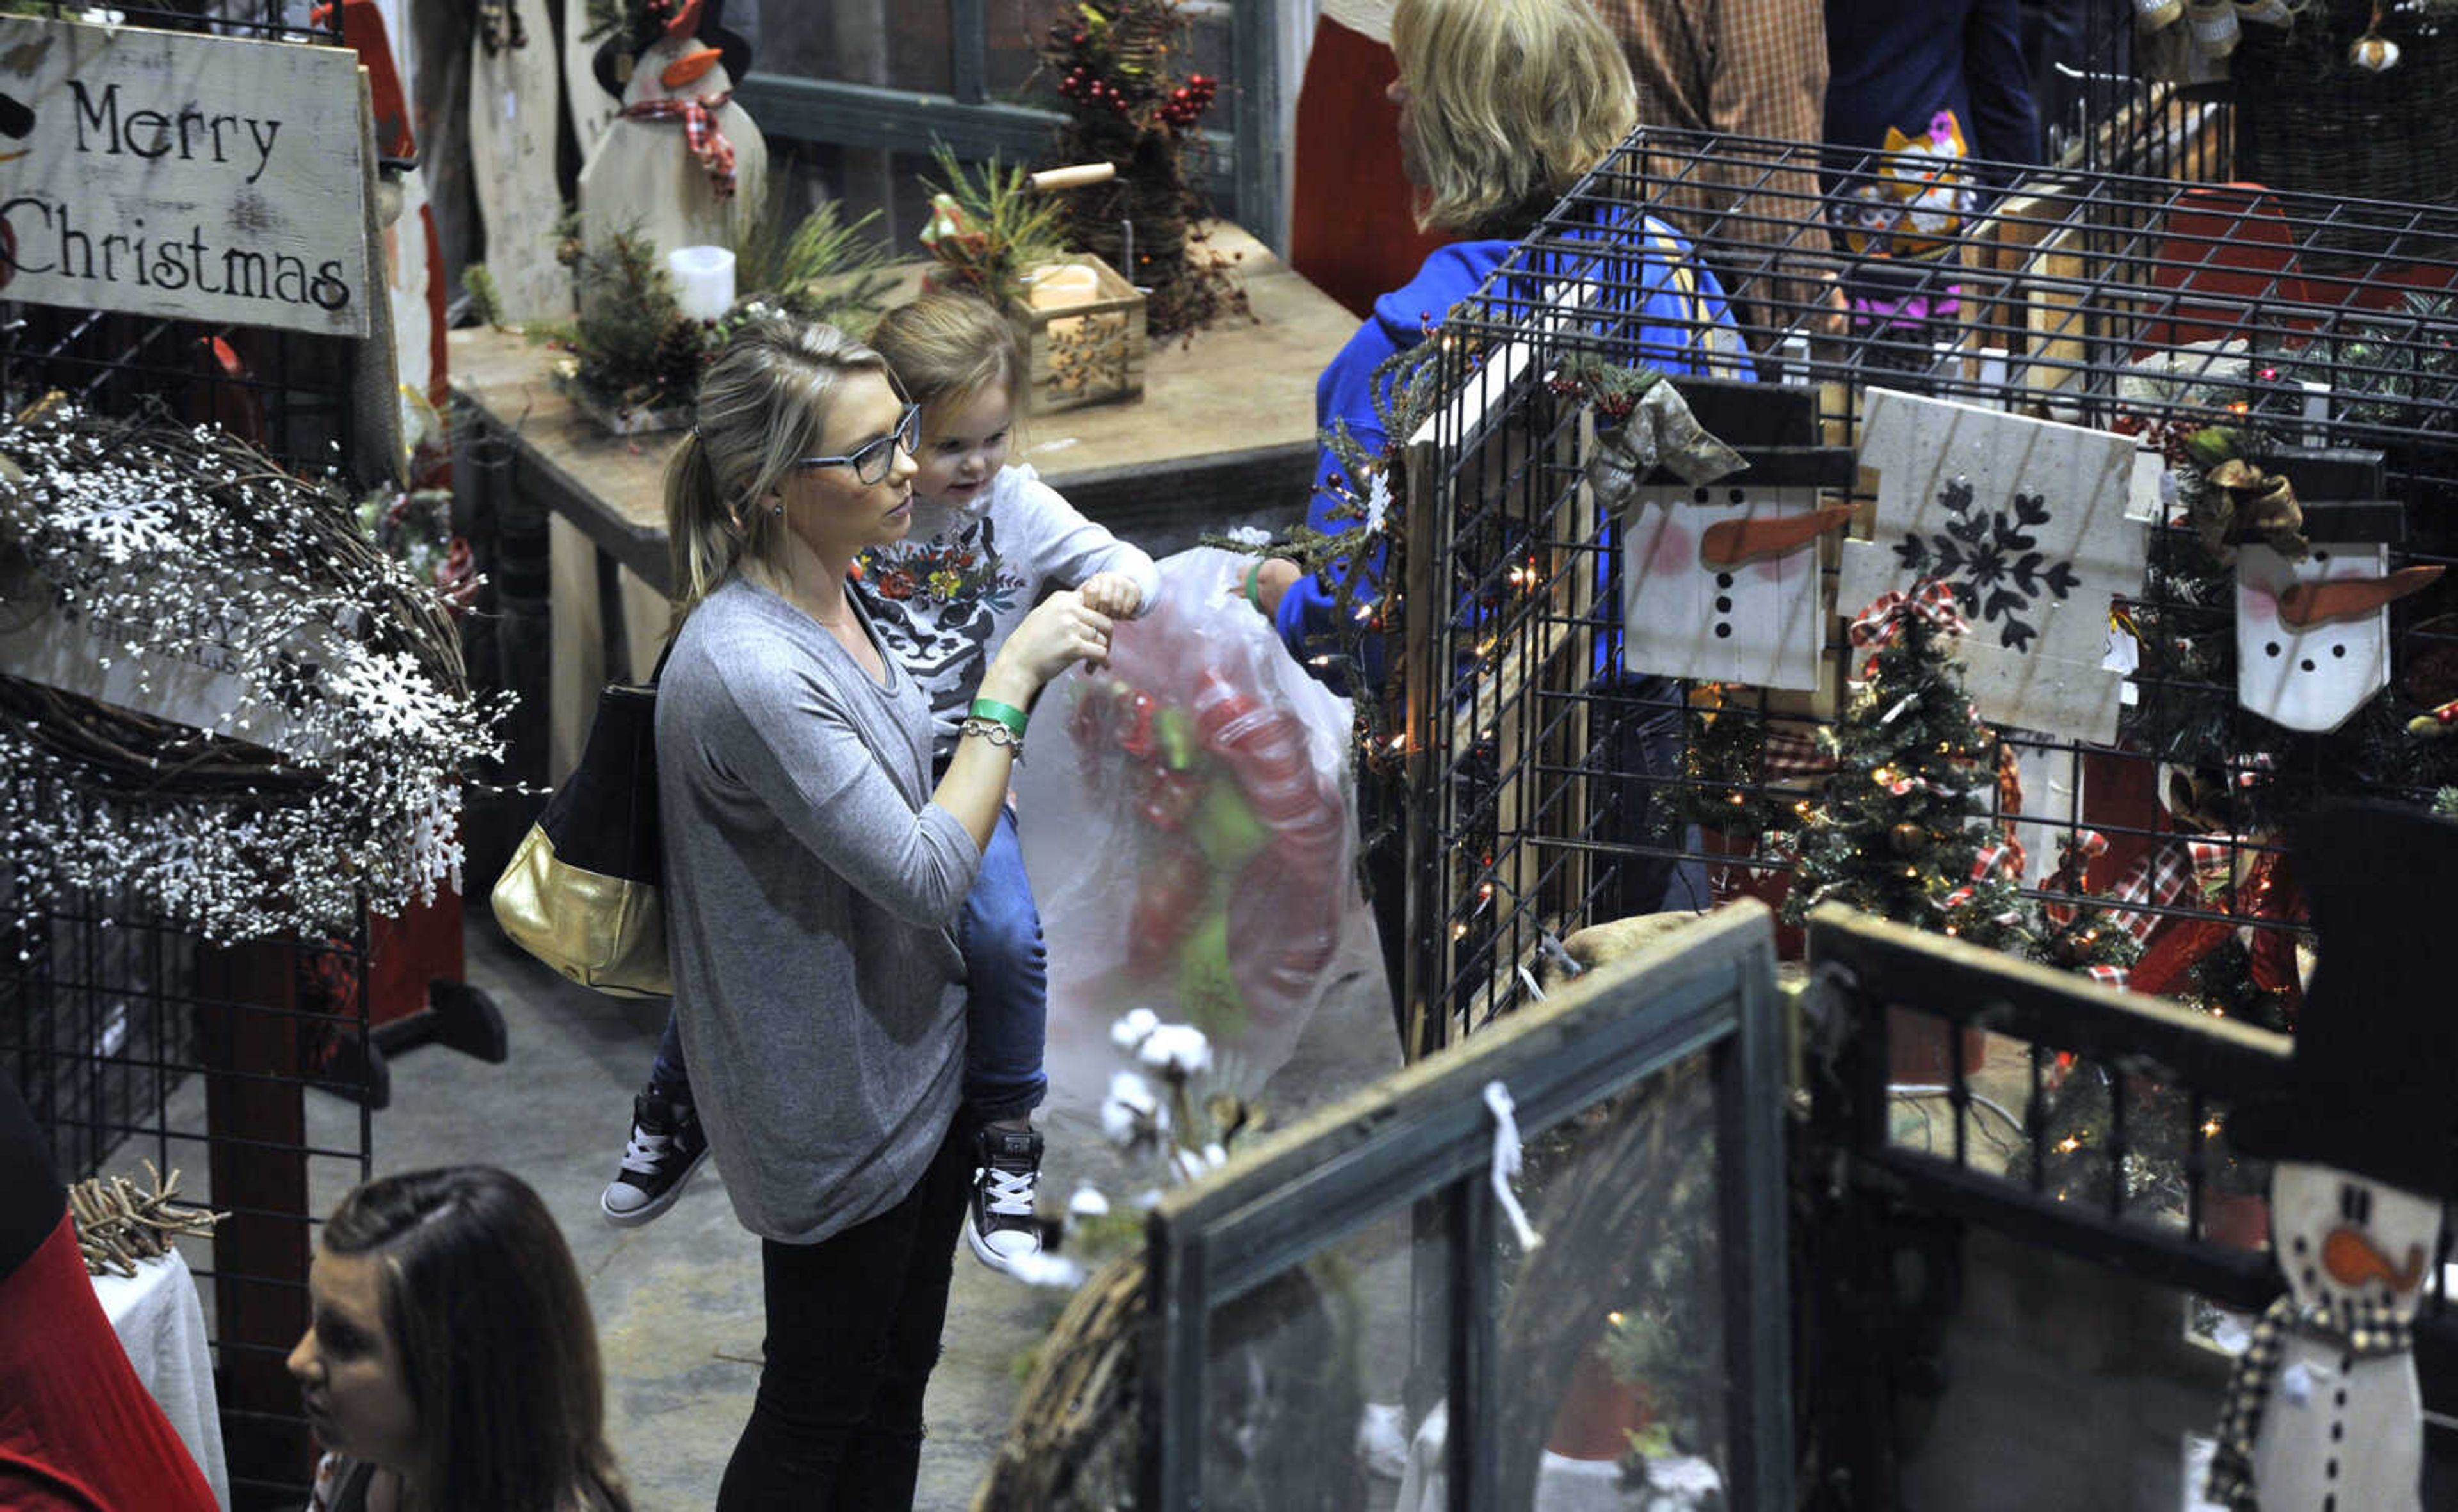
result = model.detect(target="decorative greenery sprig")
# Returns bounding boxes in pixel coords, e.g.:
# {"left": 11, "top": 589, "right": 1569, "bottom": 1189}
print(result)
{"left": 919, "top": 144, "right": 1072, "bottom": 309}
{"left": 733, "top": 196, "right": 899, "bottom": 332}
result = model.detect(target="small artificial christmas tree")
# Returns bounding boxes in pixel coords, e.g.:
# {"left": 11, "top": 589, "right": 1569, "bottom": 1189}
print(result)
{"left": 1783, "top": 581, "right": 2027, "bottom": 951}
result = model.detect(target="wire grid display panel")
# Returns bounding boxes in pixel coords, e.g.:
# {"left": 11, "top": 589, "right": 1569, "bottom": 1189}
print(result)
{"left": 1406, "top": 125, "right": 2458, "bottom": 1047}
{"left": 0, "top": 4, "right": 376, "bottom": 1503}
{"left": 1404, "top": 293, "right": 1659, "bottom": 1048}
{"left": 1801, "top": 907, "right": 2458, "bottom": 1502}
{"left": 2052, "top": 3, "right": 2230, "bottom": 181}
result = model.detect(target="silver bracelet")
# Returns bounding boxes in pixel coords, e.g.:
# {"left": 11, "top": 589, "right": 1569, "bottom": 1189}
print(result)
{"left": 959, "top": 716, "right": 1025, "bottom": 759}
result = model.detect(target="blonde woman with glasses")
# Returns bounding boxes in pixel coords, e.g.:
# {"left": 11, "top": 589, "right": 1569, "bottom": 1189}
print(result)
{"left": 655, "top": 312, "right": 1110, "bottom": 1508}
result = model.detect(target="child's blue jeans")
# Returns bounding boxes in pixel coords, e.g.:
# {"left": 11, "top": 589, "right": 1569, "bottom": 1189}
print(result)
{"left": 649, "top": 803, "right": 1049, "bottom": 1123}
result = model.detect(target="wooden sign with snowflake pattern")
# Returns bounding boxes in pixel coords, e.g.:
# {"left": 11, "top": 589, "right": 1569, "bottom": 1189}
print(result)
{"left": 1840, "top": 389, "right": 2148, "bottom": 742}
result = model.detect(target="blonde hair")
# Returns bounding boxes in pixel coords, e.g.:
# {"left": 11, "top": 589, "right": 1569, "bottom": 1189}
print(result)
{"left": 665, "top": 312, "right": 894, "bottom": 627}
{"left": 867, "top": 291, "right": 1024, "bottom": 416}
{"left": 1390, "top": 0, "right": 1637, "bottom": 235}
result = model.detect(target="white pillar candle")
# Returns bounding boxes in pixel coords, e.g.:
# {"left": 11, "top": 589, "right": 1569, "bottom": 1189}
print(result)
{"left": 1027, "top": 263, "right": 1102, "bottom": 310}
{"left": 666, "top": 245, "right": 736, "bottom": 323}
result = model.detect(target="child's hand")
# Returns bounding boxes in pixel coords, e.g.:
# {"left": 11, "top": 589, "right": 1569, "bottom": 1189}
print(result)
{"left": 1078, "top": 570, "right": 1145, "bottom": 619}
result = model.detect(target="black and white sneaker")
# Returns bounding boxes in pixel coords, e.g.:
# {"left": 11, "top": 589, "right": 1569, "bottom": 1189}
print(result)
{"left": 600, "top": 1091, "right": 710, "bottom": 1228}
{"left": 965, "top": 1124, "right": 1045, "bottom": 1273}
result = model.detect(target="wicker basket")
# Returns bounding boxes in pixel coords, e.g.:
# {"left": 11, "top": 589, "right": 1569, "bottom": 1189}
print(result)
{"left": 2231, "top": 0, "right": 2458, "bottom": 271}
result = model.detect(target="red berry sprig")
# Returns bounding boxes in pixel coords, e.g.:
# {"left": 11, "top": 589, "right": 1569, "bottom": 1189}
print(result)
{"left": 1157, "top": 72, "right": 1216, "bottom": 130}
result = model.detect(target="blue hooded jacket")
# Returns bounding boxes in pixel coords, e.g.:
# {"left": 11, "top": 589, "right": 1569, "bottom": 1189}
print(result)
{"left": 1273, "top": 220, "right": 1747, "bottom": 691}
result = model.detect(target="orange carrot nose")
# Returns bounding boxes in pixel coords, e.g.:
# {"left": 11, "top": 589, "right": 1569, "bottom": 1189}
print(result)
{"left": 2322, "top": 1225, "right": 2426, "bottom": 1293}
{"left": 1698, "top": 502, "right": 1858, "bottom": 570}
{"left": 659, "top": 47, "right": 723, "bottom": 89}
{"left": 2275, "top": 565, "right": 2442, "bottom": 628}
{"left": 661, "top": 0, "right": 705, "bottom": 40}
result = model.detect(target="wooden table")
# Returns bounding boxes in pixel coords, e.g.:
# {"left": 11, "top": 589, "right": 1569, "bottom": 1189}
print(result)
{"left": 448, "top": 223, "right": 1359, "bottom": 779}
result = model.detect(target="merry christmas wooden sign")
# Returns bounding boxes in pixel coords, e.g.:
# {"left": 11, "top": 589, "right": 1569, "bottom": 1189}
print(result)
{"left": 0, "top": 15, "right": 369, "bottom": 337}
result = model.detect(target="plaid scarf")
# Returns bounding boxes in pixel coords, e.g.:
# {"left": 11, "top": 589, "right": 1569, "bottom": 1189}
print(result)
{"left": 620, "top": 92, "right": 738, "bottom": 198}
{"left": 2205, "top": 1292, "right": 2413, "bottom": 1510}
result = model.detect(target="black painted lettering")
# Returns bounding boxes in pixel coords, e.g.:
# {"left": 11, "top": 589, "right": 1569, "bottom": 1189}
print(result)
{"left": 309, "top": 258, "right": 349, "bottom": 310}
{"left": 186, "top": 228, "right": 215, "bottom": 294}
{"left": 243, "top": 117, "right": 279, "bottom": 184}
{"left": 272, "top": 251, "right": 305, "bottom": 303}
{"left": 221, "top": 247, "right": 267, "bottom": 298}
{"left": 121, "top": 107, "right": 171, "bottom": 158}
{"left": 56, "top": 208, "right": 90, "bottom": 279}
{"left": 151, "top": 236, "right": 187, "bottom": 290}
{"left": 0, "top": 197, "right": 52, "bottom": 273}
{"left": 68, "top": 80, "right": 118, "bottom": 154}
{"left": 99, "top": 232, "right": 127, "bottom": 282}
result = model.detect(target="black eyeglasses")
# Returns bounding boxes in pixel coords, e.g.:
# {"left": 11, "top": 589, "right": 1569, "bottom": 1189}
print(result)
{"left": 799, "top": 403, "right": 922, "bottom": 485}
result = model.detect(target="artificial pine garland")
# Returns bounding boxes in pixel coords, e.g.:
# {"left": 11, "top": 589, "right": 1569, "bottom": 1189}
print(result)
{"left": 537, "top": 198, "right": 897, "bottom": 424}
{"left": 918, "top": 144, "right": 1073, "bottom": 309}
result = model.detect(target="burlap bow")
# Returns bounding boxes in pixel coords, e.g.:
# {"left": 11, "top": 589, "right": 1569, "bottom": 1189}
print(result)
{"left": 1582, "top": 376, "right": 1747, "bottom": 511}
{"left": 2196, "top": 458, "right": 2306, "bottom": 563}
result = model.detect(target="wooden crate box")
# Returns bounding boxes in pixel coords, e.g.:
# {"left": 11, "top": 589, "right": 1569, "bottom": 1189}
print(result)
{"left": 1015, "top": 253, "right": 1146, "bottom": 414}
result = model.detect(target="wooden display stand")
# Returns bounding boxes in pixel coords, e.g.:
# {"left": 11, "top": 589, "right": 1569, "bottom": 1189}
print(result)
{"left": 448, "top": 223, "right": 1362, "bottom": 785}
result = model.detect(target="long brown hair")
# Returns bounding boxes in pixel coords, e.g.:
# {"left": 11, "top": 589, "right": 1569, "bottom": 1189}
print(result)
{"left": 664, "top": 311, "right": 896, "bottom": 629}
{"left": 322, "top": 1167, "right": 631, "bottom": 1512}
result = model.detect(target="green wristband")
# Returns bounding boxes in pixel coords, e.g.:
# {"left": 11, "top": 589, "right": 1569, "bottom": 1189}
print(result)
{"left": 1245, "top": 559, "right": 1266, "bottom": 612}
{"left": 970, "top": 697, "right": 1030, "bottom": 738}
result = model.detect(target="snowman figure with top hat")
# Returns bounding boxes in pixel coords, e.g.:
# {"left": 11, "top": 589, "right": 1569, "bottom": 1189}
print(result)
{"left": 2205, "top": 799, "right": 2457, "bottom": 1512}
{"left": 577, "top": 0, "right": 766, "bottom": 262}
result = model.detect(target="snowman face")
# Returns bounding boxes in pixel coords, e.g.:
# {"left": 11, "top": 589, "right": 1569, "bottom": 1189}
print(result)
{"left": 2235, "top": 542, "right": 2392, "bottom": 734}
{"left": 623, "top": 32, "right": 730, "bottom": 106}
{"left": 2269, "top": 1160, "right": 2440, "bottom": 1326}
{"left": 1619, "top": 483, "right": 1827, "bottom": 692}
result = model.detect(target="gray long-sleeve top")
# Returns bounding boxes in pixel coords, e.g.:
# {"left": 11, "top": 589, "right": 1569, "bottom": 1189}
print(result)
{"left": 656, "top": 575, "right": 982, "bottom": 1245}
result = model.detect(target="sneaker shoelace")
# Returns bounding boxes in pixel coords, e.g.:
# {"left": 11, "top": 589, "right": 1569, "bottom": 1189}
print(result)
{"left": 980, "top": 1164, "right": 1038, "bottom": 1220}
{"left": 619, "top": 1126, "right": 675, "bottom": 1177}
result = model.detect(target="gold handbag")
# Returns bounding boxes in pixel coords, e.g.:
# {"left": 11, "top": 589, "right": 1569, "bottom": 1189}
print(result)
{"left": 489, "top": 676, "right": 671, "bottom": 997}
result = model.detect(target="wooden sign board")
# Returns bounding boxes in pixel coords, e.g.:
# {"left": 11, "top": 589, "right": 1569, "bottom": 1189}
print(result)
{"left": 1840, "top": 388, "right": 2147, "bottom": 744}
{"left": 0, "top": 551, "right": 319, "bottom": 757}
{"left": 0, "top": 15, "right": 371, "bottom": 337}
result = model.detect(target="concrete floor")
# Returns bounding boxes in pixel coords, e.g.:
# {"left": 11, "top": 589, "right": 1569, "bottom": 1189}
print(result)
{"left": 271, "top": 921, "right": 1405, "bottom": 1511}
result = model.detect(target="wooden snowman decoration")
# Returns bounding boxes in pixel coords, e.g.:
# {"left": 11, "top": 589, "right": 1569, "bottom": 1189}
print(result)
{"left": 466, "top": 0, "right": 566, "bottom": 322}
{"left": 576, "top": 0, "right": 766, "bottom": 261}
{"left": 2206, "top": 799, "right": 2458, "bottom": 1512}
{"left": 1611, "top": 384, "right": 1854, "bottom": 693}
{"left": 2235, "top": 540, "right": 2439, "bottom": 733}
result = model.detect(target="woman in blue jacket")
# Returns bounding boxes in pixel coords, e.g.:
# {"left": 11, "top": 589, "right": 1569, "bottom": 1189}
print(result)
{"left": 1246, "top": 0, "right": 1746, "bottom": 1035}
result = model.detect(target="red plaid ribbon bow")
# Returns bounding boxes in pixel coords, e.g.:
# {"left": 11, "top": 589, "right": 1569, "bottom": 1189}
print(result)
{"left": 2104, "top": 835, "right": 2248, "bottom": 944}
{"left": 1847, "top": 579, "right": 1968, "bottom": 678}
{"left": 1938, "top": 840, "right": 2025, "bottom": 926}
{"left": 2041, "top": 828, "right": 2110, "bottom": 928}
{"left": 621, "top": 92, "right": 739, "bottom": 198}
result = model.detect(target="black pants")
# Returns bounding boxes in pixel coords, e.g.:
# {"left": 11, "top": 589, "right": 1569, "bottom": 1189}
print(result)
{"left": 716, "top": 1113, "right": 976, "bottom": 1511}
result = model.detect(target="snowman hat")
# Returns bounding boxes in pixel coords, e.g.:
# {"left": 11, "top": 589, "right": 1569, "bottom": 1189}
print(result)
{"left": 592, "top": 0, "right": 753, "bottom": 100}
{"left": 2225, "top": 798, "right": 2458, "bottom": 1200}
